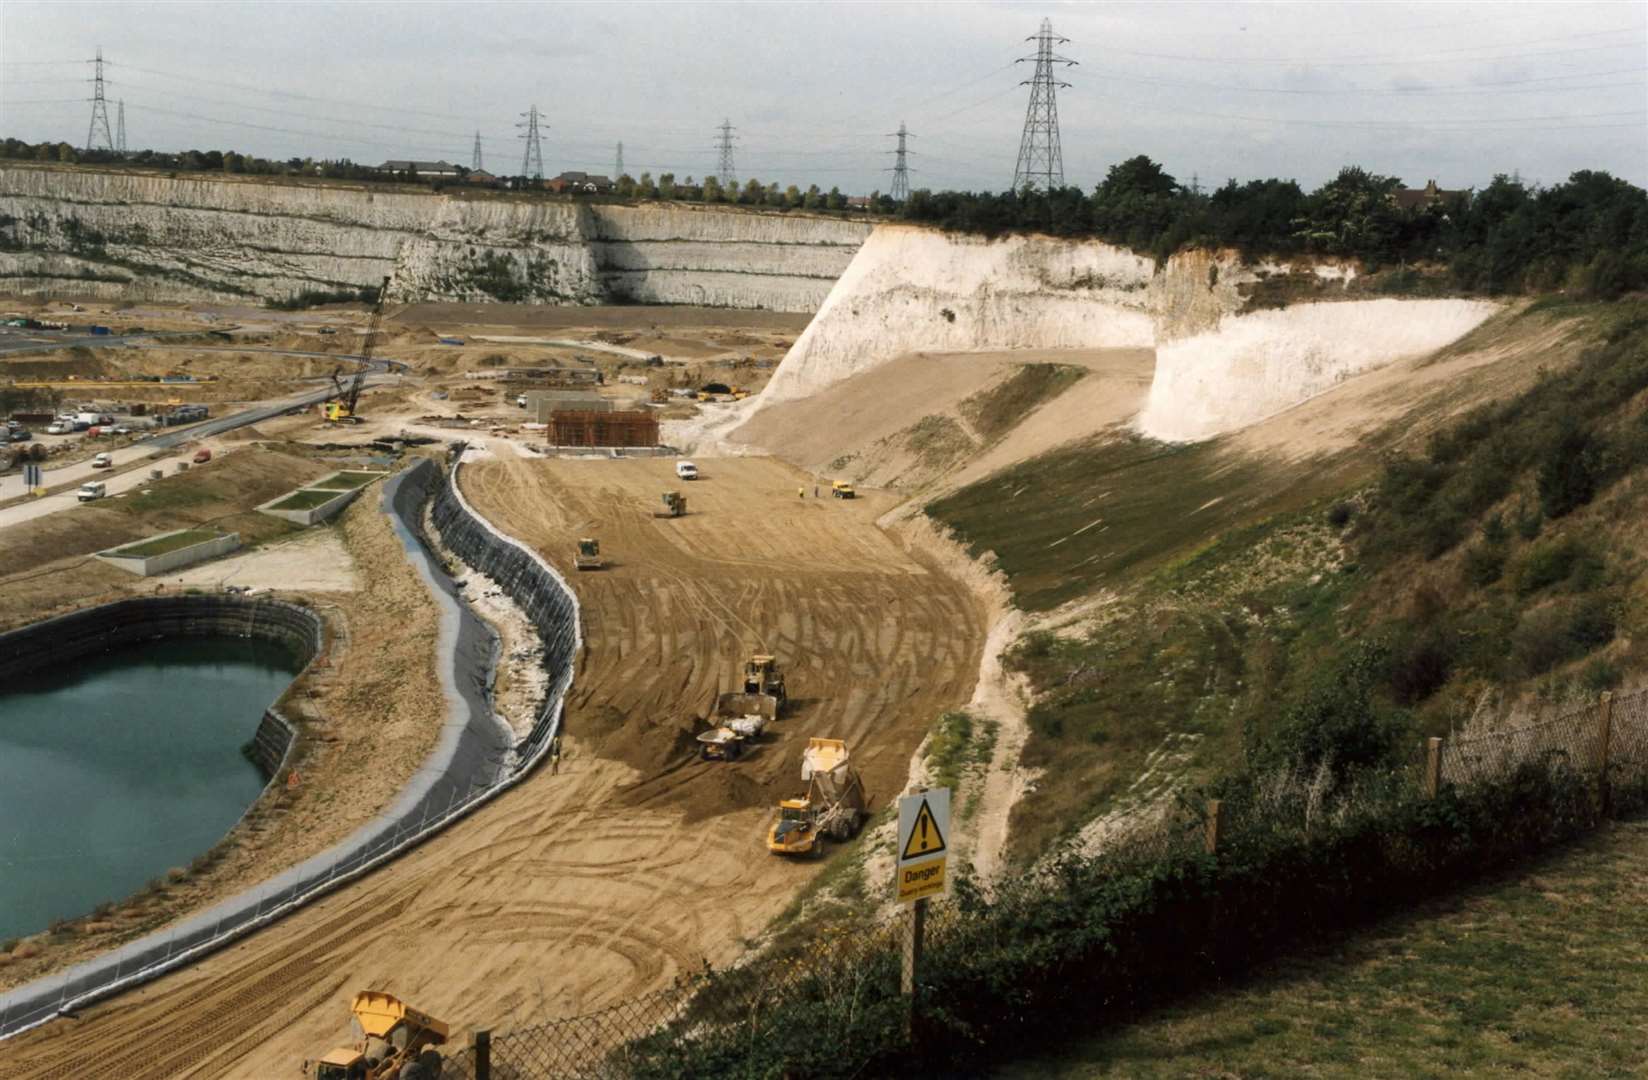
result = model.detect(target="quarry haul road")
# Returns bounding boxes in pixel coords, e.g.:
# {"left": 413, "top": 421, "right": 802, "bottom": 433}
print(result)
{"left": 0, "top": 453, "right": 986, "bottom": 1078}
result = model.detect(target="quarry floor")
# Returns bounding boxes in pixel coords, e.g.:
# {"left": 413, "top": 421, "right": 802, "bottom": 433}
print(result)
{"left": 0, "top": 452, "right": 988, "bottom": 1079}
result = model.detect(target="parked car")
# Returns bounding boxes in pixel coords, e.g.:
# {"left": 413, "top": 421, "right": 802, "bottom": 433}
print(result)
{"left": 45, "top": 422, "right": 71, "bottom": 435}
{"left": 7, "top": 427, "right": 29, "bottom": 441}
{"left": 192, "top": 448, "right": 212, "bottom": 464}
{"left": 111, "top": 425, "right": 132, "bottom": 435}
{"left": 77, "top": 482, "right": 106, "bottom": 501}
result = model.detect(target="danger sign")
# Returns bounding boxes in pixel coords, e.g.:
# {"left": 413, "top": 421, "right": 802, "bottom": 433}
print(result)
{"left": 896, "top": 787, "right": 950, "bottom": 904}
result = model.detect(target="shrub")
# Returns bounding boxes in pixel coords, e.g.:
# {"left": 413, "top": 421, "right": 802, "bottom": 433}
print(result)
{"left": 1462, "top": 544, "right": 1507, "bottom": 587}
{"left": 1327, "top": 502, "right": 1355, "bottom": 528}
{"left": 1388, "top": 624, "right": 1456, "bottom": 704}
{"left": 1513, "top": 535, "right": 1599, "bottom": 596}
{"left": 1509, "top": 596, "right": 1616, "bottom": 677}
{"left": 1537, "top": 421, "right": 1601, "bottom": 518}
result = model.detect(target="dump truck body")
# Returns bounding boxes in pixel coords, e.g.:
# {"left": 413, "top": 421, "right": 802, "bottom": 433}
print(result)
{"left": 767, "top": 737, "right": 868, "bottom": 855}
{"left": 831, "top": 480, "right": 855, "bottom": 499}
{"left": 313, "top": 991, "right": 448, "bottom": 1080}
{"left": 658, "top": 490, "right": 686, "bottom": 517}
{"left": 697, "top": 691, "right": 779, "bottom": 760}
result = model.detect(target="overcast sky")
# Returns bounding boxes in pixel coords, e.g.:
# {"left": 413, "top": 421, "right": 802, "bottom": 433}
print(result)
{"left": 3, "top": 1, "right": 1644, "bottom": 194}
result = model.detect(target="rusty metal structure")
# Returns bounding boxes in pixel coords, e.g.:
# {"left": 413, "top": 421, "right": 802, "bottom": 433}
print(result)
{"left": 548, "top": 409, "right": 658, "bottom": 448}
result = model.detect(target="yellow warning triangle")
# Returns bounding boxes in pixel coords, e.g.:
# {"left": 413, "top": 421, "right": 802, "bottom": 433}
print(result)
{"left": 901, "top": 798, "right": 947, "bottom": 860}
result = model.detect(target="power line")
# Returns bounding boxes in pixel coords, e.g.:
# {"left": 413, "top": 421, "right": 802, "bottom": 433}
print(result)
{"left": 1013, "top": 18, "right": 1074, "bottom": 192}
{"left": 887, "top": 122, "right": 913, "bottom": 202}
{"left": 1095, "top": 25, "right": 1645, "bottom": 67}
{"left": 518, "top": 104, "right": 545, "bottom": 179}
{"left": 714, "top": 118, "right": 737, "bottom": 188}
{"left": 84, "top": 48, "right": 114, "bottom": 152}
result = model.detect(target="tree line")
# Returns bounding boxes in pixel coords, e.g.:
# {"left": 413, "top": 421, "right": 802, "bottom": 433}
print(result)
{"left": 897, "top": 156, "right": 1648, "bottom": 298}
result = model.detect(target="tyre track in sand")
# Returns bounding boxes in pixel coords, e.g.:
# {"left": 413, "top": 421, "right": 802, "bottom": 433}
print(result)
{"left": 0, "top": 452, "right": 984, "bottom": 1078}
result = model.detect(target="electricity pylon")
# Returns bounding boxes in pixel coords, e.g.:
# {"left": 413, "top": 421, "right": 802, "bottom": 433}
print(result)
{"left": 1011, "top": 19, "right": 1076, "bottom": 193}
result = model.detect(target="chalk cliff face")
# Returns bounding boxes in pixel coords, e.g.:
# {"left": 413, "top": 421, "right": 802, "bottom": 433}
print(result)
{"left": 758, "top": 224, "right": 1497, "bottom": 441}
{"left": 0, "top": 165, "right": 869, "bottom": 311}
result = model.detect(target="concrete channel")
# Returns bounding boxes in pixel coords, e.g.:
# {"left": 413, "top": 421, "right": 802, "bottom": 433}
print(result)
{"left": 0, "top": 453, "right": 581, "bottom": 1040}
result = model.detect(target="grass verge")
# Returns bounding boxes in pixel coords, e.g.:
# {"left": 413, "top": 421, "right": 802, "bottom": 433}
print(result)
{"left": 108, "top": 529, "right": 222, "bottom": 557}
{"left": 1006, "top": 817, "right": 1648, "bottom": 1079}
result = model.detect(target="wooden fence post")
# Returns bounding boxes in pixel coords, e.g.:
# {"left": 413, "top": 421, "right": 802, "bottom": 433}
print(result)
{"left": 1424, "top": 737, "right": 1444, "bottom": 799}
{"left": 1597, "top": 691, "right": 1615, "bottom": 815}
{"left": 475, "top": 1028, "right": 491, "bottom": 1080}
{"left": 901, "top": 897, "right": 927, "bottom": 1042}
{"left": 1203, "top": 799, "right": 1224, "bottom": 856}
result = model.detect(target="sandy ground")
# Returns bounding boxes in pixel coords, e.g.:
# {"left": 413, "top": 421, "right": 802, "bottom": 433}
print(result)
{"left": 733, "top": 347, "right": 1155, "bottom": 498}
{"left": 166, "top": 528, "right": 359, "bottom": 592}
{"left": 0, "top": 453, "right": 986, "bottom": 1079}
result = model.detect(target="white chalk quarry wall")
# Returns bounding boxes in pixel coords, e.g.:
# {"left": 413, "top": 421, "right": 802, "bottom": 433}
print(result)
{"left": 0, "top": 166, "right": 868, "bottom": 311}
{"left": 756, "top": 225, "right": 1497, "bottom": 442}
{"left": 761, "top": 226, "right": 1157, "bottom": 403}
{"left": 1137, "top": 299, "right": 1499, "bottom": 441}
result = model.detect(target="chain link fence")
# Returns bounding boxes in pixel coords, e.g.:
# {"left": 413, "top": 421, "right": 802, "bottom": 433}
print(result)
{"left": 432, "top": 687, "right": 1648, "bottom": 1079}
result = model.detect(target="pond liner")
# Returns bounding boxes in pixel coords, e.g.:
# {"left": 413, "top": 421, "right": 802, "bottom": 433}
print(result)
{"left": 0, "top": 454, "right": 579, "bottom": 1041}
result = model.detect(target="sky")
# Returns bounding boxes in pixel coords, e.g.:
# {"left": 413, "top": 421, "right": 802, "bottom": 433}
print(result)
{"left": 2, "top": 1, "right": 1645, "bottom": 195}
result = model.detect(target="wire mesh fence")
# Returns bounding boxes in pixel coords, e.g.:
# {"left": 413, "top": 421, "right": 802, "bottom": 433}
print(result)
{"left": 432, "top": 688, "right": 1648, "bottom": 1079}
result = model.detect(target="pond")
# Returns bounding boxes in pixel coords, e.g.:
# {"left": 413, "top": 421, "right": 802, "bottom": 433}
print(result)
{"left": 0, "top": 637, "right": 299, "bottom": 942}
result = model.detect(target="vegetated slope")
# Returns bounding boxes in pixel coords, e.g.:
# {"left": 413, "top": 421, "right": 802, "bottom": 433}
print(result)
{"left": 1008, "top": 818, "right": 1648, "bottom": 1079}
{"left": 927, "top": 300, "right": 1642, "bottom": 860}
{"left": 731, "top": 347, "right": 1152, "bottom": 496}
{"left": 0, "top": 164, "right": 868, "bottom": 309}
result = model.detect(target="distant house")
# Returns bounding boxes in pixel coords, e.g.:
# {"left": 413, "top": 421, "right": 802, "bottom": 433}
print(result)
{"left": 378, "top": 159, "right": 463, "bottom": 179}
{"left": 465, "top": 169, "right": 497, "bottom": 184}
{"left": 547, "top": 170, "right": 613, "bottom": 194}
{"left": 846, "top": 195, "right": 873, "bottom": 210}
{"left": 1393, "top": 179, "right": 1468, "bottom": 212}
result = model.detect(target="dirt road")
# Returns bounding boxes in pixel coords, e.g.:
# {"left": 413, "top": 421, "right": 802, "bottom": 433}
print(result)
{"left": 0, "top": 453, "right": 984, "bottom": 1078}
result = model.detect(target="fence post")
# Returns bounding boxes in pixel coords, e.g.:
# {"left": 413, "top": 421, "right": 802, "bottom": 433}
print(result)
{"left": 474, "top": 1028, "right": 491, "bottom": 1080}
{"left": 1424, "top": 737, "right": 1444, "bottom": 799}
{"left": 1597, "top": 691, "right": 1615, "bottom": 815}
{"left": 1203, "top": 799, "right": 1224, "bottom": 856}
{"left": 901, "top": 897, "right": 927, "bottom": 1043}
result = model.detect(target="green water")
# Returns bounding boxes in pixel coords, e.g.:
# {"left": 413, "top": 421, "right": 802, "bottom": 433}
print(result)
{"left": 0, "top": 637, "right": 300, "bottom": 941}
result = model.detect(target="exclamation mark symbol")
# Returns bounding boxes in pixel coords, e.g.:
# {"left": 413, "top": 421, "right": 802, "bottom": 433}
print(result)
{"left": 920, "top": 814, "right": 928, "bottom": 851}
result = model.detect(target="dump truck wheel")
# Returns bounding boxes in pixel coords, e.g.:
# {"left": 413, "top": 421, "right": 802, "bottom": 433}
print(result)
{"left": 419, "top": 1048, "right": 444, "bottom": 1079}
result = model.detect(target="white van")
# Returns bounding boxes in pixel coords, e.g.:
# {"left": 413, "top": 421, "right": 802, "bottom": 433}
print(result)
{"left": 675, "top": 461, "right": 699, "bottom": 481}
{"left": 77, "top": 482, "right": 106, "bottom": 502}
{"left": 91, "top": 452, "right": 113, "bottom": 469}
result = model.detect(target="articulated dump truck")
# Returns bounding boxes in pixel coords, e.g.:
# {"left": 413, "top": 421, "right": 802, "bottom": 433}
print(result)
{"left": 768, "top": 737, "right": 868, "bottom": 857}
{"left": 312, "top": 991, "right": 448, "bottom": 1080}
{"left": 697, "top": 655, "right": 787, "bottom": 761}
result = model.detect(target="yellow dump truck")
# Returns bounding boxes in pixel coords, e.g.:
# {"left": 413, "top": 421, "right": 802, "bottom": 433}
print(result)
{"left": 767, "top": 737, "right": 868, "bottom": 857}
{"left": 313, "top": 991, "right": 448, "bottom": 1080}
{"left": 697, "top": 655, "right": 786, "bottom": 761}
{"left": 831, "top": 480, "right": 855, "bottom": 500}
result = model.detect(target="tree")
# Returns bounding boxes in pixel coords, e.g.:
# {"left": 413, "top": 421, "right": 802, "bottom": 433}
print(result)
{"left": 702, "top": 175, "right": 722, "bottom": 203}
{"left": 826, "top": 186, "right": 846, "bottom": 211}
{"left": 803, "top": 184, "right": 822, "bottom": 210}
{"left": 615, "top": 173, "right": 636, "bottom": 198}
{"left": 637, "top": 171, "right": 655, "bottom": 198}
{"left": 1296, "top": 166, "right": 1404, "bottom": 261}
{"left": 658, "top": 172, "right": 676, "bottom": 199}
{"left": 743, "top": 178, "right": 764, "bottom": 205}
{"left": 784, "top": 184, "right": 802, "bottom": 208}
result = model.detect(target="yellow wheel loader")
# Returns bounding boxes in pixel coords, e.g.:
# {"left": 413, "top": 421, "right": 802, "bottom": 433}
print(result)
{"left": 574, "top": 537, "right": 603, "bottom": 570}
{"left": 767, "top": 738, "right": 868, "bottom": 857}
{"left": 312, "top": 991, "right": 448, "bottom": 1080}
{"left": 743, "top": 654, "right": 786, "bottom": 706}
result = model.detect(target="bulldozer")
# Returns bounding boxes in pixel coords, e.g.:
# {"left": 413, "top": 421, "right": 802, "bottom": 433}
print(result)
{"left": 767, "top": 738, "right": 868, "bottom": 857}
{"left": 574, "top": 537, "right": 603, "bottom": 570}
{"left": 657, "top": 490, "right": 687, "bottom": 518}
{"left": 743, "top": 654, "right": 786, "bottom": 705}
{"left": 312, "top": 991, "right": 448, "bottom": 1080}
